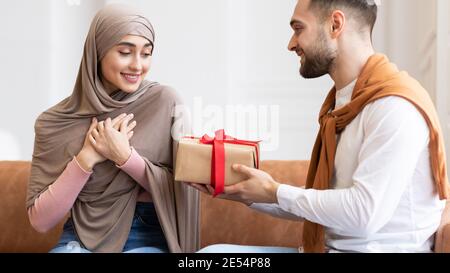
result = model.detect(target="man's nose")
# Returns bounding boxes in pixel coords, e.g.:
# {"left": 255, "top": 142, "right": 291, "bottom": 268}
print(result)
{"left": 287, "top": 35, "right": 297, "bottom": 52}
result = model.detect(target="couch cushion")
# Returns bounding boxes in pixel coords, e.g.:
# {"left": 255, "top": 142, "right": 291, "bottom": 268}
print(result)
{"left": 0, "top": 161, "right": 63, "bottom": 252}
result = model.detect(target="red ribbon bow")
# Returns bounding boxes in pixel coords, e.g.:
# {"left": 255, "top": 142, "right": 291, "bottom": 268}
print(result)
{"left": 198, "top": 129, "right": 260, "bottom": 197}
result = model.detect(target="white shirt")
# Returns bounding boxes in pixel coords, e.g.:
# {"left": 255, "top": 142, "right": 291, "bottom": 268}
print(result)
{"left": 251, "top": 80, "right": 446, "bottom": 253}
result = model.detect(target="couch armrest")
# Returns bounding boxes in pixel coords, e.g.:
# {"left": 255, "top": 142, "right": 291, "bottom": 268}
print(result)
{"left": 0, "top": 161, "right": 63, "bottom": 253}
{"left": 435, "top": 224, "right": 450, "bottom": 253}
{"left": 435, "top": 201, "right": 450, "bottom": 253}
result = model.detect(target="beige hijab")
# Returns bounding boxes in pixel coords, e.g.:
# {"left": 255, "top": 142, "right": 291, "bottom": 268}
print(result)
{"left": 26, "top": 4, "right": 199, "bottom": 253}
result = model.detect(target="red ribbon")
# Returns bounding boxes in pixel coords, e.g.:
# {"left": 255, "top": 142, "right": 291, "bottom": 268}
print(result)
{"left": 196, "top": 129, "right": 260, "bottom": 197}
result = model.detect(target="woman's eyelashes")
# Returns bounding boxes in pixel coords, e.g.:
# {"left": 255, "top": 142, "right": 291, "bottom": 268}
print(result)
{"left": 118, "top": 51, "right": 151, "bottom": 58}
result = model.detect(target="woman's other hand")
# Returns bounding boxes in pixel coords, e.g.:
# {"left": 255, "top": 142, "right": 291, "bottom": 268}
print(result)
{"left": 76, "top": 117, "right": 106, "bottom": 172}
{"left": 89, "top": 113, "right": 136, "bottom": 166}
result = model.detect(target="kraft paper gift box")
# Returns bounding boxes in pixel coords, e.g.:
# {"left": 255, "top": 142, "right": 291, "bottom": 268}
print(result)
{"left": 174, "top": 130, "right": 260, "bottom": 194}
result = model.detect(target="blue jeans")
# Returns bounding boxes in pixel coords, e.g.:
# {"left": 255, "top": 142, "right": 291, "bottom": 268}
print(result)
{"left": 50, "top": 202, "right": 169, "bottom": 253}
{"left": 197, "top": 244, "right": 299, "bottom": 253}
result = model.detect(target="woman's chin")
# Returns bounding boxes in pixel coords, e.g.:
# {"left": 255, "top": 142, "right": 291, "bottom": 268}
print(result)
{"left": 120, "top": 83, "right": 141, "bottom": 93}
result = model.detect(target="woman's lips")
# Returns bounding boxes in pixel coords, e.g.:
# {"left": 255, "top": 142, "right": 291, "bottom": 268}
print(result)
{"left": 121, "top": 73, "right": 140, "bottom": 84}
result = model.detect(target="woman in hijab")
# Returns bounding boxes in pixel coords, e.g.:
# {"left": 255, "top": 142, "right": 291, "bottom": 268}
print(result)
{"left": 26, "top": 4, "right": 199, "bottom": 253}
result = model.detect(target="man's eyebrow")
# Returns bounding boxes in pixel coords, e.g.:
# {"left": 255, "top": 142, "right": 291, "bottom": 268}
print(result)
{"left": 116, "top": 42, "right": 152, "bottom": 47}
{"left": 290, "top": 19, "right": 305, "bottom": 27}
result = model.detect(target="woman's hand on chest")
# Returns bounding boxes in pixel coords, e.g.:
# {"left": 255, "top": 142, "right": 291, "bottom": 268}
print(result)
{"left": 89, "top": 113, "right": 137, "bottom": 166}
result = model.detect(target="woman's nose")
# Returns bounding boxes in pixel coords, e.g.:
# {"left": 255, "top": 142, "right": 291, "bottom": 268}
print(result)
{"left": 129, "top": 56, "right": 142, "bottom": 71}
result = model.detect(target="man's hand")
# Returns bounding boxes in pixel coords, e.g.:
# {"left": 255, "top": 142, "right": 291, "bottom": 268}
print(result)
{"left": 187, "top": 164, "right": 280, "bottom": 206}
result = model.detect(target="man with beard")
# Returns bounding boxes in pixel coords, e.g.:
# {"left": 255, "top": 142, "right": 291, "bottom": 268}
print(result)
{"left": 194, "top": 0, "right": 449, "bottom": 253}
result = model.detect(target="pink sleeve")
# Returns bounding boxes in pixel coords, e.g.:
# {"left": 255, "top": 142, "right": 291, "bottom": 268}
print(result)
{"left": 117, "top": 147, "right": 150, "bottom": 192}
{"left": 28, "top": 157, "right": 91, "bottom": 233}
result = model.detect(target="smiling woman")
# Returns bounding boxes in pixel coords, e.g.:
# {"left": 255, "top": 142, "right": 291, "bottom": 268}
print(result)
{"left": 26, "top": 4, "right": 199, "bottom": 253}
{"left": 100, "top": 35, "right": 153, "bottom": 94}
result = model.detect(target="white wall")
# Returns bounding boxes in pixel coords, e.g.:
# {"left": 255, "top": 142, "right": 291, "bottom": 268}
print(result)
{"left": 0, "top": 0, "right": 448, "bottom": 162}
{"left": 49, "top": 0, "right": 105, "bottom": 105}
{"left": 0, "top": 0, "right": 52, "bottom": 160}
{"left": 378, "top": 0, "right": 437, "bottom": 98}
{"left": 435, "top": 0, "right": 450, "bottom": 166}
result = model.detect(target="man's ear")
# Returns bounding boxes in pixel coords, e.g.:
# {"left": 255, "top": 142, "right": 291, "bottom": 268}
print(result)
{"left": 330, "top": 10, "right": 345, "bottom": 38}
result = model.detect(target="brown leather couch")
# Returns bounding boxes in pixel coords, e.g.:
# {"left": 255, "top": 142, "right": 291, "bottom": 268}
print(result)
{"left": 1, "top": 160, "right": 449, "bottom": 253}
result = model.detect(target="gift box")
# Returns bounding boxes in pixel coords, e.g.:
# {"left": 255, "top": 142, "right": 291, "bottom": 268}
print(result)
{"left": 174, "top": 129, "right": 260, "bottom": 196}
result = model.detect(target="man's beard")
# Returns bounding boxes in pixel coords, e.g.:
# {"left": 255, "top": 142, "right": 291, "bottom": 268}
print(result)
{"left": 300, "top": 30, "right": 337, "bottom": 79}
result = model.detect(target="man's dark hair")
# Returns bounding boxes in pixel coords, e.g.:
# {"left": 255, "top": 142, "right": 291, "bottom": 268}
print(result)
{"left": 309, "top": 0, "right": 378, "bottom": 35}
